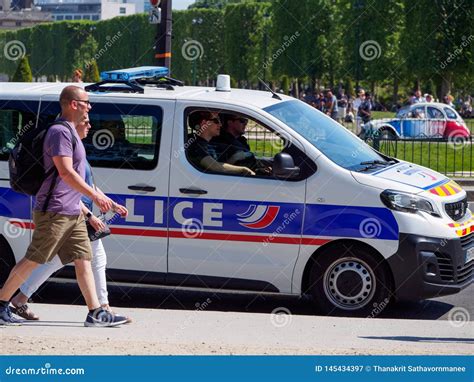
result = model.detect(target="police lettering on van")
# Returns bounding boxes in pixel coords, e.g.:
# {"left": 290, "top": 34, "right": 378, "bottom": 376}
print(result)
{"left": 0, "top": 67, "right": 472, "bottom": 316}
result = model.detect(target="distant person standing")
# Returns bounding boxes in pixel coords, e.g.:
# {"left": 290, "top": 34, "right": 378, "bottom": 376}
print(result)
{"left": 357, "top": 92, "right": 373, "bottom": 139}
{"left": 336, "top": 89, "right": 348, "bottom": 123}
{"left": 72, "top": 69, "right": 83, "bottom": 83}
{"left": 353, "top": 89, "right": 366, "bottom": 135}
{"left": 325, "top": 90, "right": 339, "bottom": 120}
{"left": 410, "top": 90, "right": 425, "bottom": 104}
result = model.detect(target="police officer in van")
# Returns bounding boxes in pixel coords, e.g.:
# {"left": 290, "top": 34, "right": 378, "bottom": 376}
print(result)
{"left": 187, "top": 111, "right": 255, "bottom": 176}
{"left": 212, "top": 113, "right": 271, "bottom": 175}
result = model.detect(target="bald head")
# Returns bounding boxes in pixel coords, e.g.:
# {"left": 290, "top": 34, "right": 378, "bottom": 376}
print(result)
{"left": 59, "top": 85, "right": 86, "bottom": 110}
{"left": 59, "top": 85, "right": 91, "bottom": 125}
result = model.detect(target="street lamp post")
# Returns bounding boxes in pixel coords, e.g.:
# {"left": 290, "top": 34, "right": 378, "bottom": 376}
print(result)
{"left": 151, "top": 0, "right": 172, "bottom": 71}
{"left": 354, "top": 0, "right": 364, "bottom": 89}
{"left": 262, "top": 12, "right": 270, "bottom": 85}
{"left": 192, "top": 17, "right": 203, "bottom": 86}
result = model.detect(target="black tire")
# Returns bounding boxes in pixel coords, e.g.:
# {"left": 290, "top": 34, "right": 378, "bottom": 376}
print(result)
{"left": 0, "top": 236, "right": 16, "bottom": 288}
{"left": 309, "top": 244, "right": 392, "bottom": 317}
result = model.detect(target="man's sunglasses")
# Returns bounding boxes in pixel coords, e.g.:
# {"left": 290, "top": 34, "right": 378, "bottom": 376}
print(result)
{"left": 231, "top": 117, "right": 248, "bottom": 123}
{"left": 208, "top": 118, "right": 221, "bottom": 124}
{"left": 73, "top": 99, "right": 91, "bottom": 105}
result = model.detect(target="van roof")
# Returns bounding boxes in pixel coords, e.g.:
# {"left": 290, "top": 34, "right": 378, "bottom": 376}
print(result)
{"left": 2, "top": 82, "right": 292, "bottom": 110}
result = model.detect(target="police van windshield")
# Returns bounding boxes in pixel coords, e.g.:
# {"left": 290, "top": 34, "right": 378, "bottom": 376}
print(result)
{"left": 264, "top": 100, "right": 389, "bottom": 171}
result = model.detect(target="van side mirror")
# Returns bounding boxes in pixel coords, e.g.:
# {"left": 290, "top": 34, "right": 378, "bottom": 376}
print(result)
{"left": 272, "top": 153, "right": 300, "bottom": 179}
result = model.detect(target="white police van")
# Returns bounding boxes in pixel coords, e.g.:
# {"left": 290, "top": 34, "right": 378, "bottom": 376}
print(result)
{"left": 0, "top": 67, "right": 472, "bottom": 316}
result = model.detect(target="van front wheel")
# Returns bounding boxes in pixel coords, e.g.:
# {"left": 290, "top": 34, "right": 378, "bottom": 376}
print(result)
{"left": 309, "top": 245, "right": 391, "bottom": 317}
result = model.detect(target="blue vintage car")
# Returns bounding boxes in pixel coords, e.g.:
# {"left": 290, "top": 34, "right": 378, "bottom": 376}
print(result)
{"left": 363, "top": 102, "right": 470, "bottom": 140}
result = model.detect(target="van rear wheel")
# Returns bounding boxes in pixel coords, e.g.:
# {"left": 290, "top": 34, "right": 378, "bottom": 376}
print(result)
{"left": 309, "top": 245, "right": 391, "bottom": 317}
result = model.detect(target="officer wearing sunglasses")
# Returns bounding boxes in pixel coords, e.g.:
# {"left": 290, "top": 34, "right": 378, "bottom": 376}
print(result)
{"left": 187, "top": 111, "right": 255, "bottom": 176}
{"left": 212, "top": 114, "right": 271, "bottom": 175}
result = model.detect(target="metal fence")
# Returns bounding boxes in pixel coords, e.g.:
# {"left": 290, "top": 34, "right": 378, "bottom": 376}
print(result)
{"left": 340, "top": 119, "right": 474, "bottom": 177}
{"left": 368, "top": 136, "right": 473, "bottom": 177}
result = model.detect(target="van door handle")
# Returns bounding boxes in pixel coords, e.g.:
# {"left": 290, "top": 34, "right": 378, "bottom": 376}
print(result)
{"left": 179, "top": 188, "right": 208, "bottom": 195}
{"left": 128, "top": 185, "right": 156, "bottom": 192}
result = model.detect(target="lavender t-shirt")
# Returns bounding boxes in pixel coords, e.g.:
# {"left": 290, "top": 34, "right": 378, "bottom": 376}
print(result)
{"left": 34, "top": 121, "right": 86, "bottom": 215}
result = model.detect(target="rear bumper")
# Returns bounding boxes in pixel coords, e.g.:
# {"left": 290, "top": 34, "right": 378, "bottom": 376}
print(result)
{"left": 387, "top": 233, "right": 473, "bottom": 301}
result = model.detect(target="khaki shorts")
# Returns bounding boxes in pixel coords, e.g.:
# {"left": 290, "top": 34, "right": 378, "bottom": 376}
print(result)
{"left": 25, "top": 211, "right": 92, "bottom": 265}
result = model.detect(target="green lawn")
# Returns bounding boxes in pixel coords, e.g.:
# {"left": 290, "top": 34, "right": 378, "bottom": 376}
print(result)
{"left": 249, "top": 136, "right": 473, "bottom": 176}
{"left": 376, "top": 139, "right": 473, "bottom": 175}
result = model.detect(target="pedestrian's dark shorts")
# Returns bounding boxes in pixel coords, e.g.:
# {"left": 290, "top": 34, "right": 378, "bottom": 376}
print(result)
{"left": 25, "top": 211, "right": 92, "bottom": 265}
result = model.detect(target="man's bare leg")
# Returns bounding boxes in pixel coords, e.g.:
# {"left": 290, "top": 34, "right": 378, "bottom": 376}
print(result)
{"left": 74, "top": 259, "right": 100, "bottom": 310}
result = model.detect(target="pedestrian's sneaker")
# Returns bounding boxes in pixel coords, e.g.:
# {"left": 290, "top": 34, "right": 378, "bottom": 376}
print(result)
{"left": 84, "top": 308, "right": 128, "bottom": 328}
{"left": 0, "top": 305, "right": 22, "bottom": 326}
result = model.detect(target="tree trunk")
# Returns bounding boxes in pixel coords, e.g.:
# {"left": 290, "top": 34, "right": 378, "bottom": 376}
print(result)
{"left": 392, "top": 77, "right": 399, "bottom": 108}
{"left": 413, "top": 78, "right": 420, "bottom": 91}
{"left": 293, "top": 78, "right": 299, "bottom": 99}
{"left": 440, "top": 74, "right": 451, "bottom": 100}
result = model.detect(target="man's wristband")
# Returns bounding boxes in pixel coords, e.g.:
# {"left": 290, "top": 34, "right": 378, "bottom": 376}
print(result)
{"left": 85, "top": 211, "right": 92, "bottom": 220}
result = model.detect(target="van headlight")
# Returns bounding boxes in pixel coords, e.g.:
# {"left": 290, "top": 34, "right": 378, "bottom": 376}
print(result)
{"left": 380, "top": 190, "right": 440, "bottom": 217}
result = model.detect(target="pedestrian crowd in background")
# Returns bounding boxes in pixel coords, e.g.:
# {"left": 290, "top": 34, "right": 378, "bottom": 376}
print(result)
{"left": 298, "top": 86, "right": 473, "bottom": 123}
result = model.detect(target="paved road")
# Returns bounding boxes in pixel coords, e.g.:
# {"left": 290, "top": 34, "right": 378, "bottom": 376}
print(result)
{"left": 2, "top": 299, "right": 472, "bottom": 356}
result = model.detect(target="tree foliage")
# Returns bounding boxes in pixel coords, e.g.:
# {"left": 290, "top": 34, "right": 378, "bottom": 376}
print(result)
{"left": 0, "top": 0, "right": 472, "bottom": 101}
{"left": 12, "top": 56, "right": 33, "bottom": 82}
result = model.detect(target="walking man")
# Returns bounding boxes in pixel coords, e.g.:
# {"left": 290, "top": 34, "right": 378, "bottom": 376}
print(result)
{"left": 0, "top": 85, "right": 127, "bottom": 327}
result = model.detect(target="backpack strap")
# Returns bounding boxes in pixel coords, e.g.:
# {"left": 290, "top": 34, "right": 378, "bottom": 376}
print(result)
{"left": 41, "top": 120, "right": 78, "bottom": 212}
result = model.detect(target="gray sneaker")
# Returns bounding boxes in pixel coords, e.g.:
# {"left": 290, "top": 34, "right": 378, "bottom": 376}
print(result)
{"left": 84, "top": 308, "right": 127, "bottom": 328}
{"left": 0, "top": 305, "right": 23, "bottom": 326}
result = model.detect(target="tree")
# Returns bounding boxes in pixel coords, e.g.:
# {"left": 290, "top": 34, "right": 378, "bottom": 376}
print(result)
{"left": 401, "top": 0, "right": 473, "bottom": 99}
{"left": 72, "top": 34, "right": 99, "bottom": 78}
{"left": 280, "top": 75, "right": 290, "bottom": 94}
{"left": 84, "top": 60, "right": 100, "bottom": 82}
{"left": 12, "top": 56, "right": 32, "bottom": 82}
{"left": 341, "top": 0, "right": 405, "bottom": 102}
{"left": 223, "top": 2, "right": 271, "bottom": 85}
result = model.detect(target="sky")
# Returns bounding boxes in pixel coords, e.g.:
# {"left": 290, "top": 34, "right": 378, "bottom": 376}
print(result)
{"left": 173, "top": 0, "right": 196, "bottom": 9}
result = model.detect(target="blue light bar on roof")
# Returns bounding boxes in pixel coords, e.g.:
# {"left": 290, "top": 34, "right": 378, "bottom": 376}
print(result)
{"left": 100, "top": 66, "right": 169, "bottom": 81}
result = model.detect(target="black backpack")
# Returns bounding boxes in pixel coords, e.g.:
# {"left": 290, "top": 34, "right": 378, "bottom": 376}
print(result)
{"left": 9, "top": 120, "right": 76, "bottom": 209}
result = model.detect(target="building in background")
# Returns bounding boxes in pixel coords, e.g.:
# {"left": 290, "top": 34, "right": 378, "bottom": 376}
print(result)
{"left": 0, "top": 0, "right": 52, "bottom": 29}
{"left": 35, "top": 0, "right": 144, "bottom": 22}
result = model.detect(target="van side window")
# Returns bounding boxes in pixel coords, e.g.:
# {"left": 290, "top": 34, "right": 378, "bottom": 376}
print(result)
{"left": 0, "top": 100, "right": 39, "bottom": 161}
{"left": 184, "top": 109, "right": 315, "bottom": 180}
{"left": 83, "top": 103, "right": 163, "bottom": 170}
